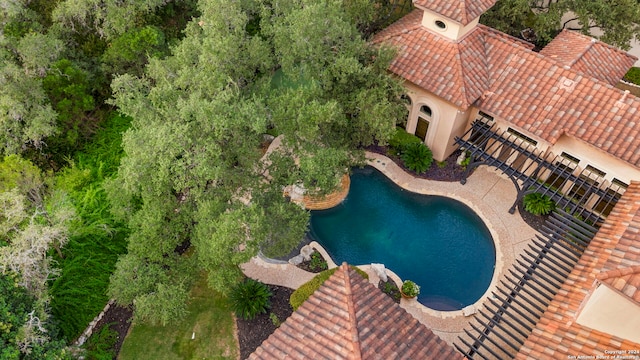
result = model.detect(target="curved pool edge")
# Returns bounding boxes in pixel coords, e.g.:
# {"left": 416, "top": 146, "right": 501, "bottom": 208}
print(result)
{"left": 361, "top": 151, "right": 514, "bottom": 326}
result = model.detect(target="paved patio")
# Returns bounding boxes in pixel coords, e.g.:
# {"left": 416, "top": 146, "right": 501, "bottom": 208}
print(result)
{"left": 241, "top": 151, "right": 541, "bottom": 346}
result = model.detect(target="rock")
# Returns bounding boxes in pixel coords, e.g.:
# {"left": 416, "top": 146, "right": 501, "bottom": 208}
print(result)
{"left": 289, "top": 254, "right": 304, "bottom": 265}
{"left": 456, "top": 152, "right": 466, "bottom": 165}
{"left": 300, "top": 245, "right": 314, "bottom": 261}
{"left": 371, "top": 263, "right": 387, "bottom": 282}
{"left": 462, "top": 305, "right": 476, "bottom": 316}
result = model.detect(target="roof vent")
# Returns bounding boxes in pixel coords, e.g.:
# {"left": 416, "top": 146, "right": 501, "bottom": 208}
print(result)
{"left": 559, "top": 76, "right": 576, "bottom": 92}
{"left": 615, "top": 90, "right": 630, "bottom": 109}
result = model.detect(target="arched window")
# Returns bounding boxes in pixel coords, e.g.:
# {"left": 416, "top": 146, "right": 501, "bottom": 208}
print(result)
{"left": 401, "top": 94, "right": 412, "bottom": 105}
{"left": 420, "top": 105, "right": 432, "bottom": 117}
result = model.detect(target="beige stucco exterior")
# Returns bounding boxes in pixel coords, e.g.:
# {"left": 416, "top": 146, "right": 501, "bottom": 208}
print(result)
{"left": 576, "top": 283, "right": 640, "bottom": 343}
{"left": 403, "top": 81, "right": 470, "bottom": 162}
{"left": 418, "top": 8, "right": 479, "bottom": 41}
{"left": 551, "top": 135, "right": 640, "bottom": 184}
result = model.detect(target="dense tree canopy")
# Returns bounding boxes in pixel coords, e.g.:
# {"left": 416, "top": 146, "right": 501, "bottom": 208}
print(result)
{"left": 0, "top": 155, "right": 74, "bottom": 358}
{"left": 482, "top": 0, "right": 640, "bottom": 49}
{"left": 106, "top": 0, "right": 405, "bottom": 324}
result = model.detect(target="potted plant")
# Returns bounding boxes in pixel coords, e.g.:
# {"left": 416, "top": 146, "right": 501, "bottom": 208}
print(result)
{"left": 400, "top": 280, "right": 420, "bottom": 299}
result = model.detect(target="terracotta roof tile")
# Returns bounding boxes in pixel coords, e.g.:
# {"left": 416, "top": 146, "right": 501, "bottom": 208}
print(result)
{"left": 376, "top": 9, "right": 640, "bottom": 168}
{"left": 516, "top": 182, "right": 640, "bottom": 359}
{"left": 541, "top": 30, "right": 637, "bottom": 85}
{"left": 413, "top": 0, "right": 497, "bottom": 25}
{"left": 249, "top": 264, "right": 462, "bottom": 359}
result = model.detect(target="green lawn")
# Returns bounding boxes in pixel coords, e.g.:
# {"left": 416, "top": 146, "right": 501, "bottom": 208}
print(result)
{"left": 118, "top": 277, "right": 239, "bottom": 360}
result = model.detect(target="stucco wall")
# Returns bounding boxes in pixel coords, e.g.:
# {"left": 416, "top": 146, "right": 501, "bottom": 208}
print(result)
{"left": 576, "top": 283, "right": 640, "bottom": 343}
{"left": 403, "top": 81, "right": 470, "bottom": 161}
{"left": 419, "top": 9, "right": 479, "bottom": 41}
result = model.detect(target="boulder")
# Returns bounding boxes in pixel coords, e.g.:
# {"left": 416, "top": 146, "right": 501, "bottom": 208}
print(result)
{"left": 456, "top": 152, "right": 466, "bottom": 165}
{"left": 289, "top": 254, "right": 304, "bottom": 265}
{"left": 300, "top": 245, "right": 314, "bottom": 261}
{"left": 462, "top": 305, "right": 476, "bottom": 316}
{"left": 371, "top": 263, "right": 387, "bottom": 282}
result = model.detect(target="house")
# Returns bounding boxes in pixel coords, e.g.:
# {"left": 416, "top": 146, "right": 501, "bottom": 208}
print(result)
{"left": 370, "top": 0, "right": 640, "bottom": 358}
{"left": 373, "top": 0, "right": 640, "bottom": 191}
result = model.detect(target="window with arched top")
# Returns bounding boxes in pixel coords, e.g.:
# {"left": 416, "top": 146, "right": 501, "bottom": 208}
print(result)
{"left": 420, "top": 105, "right": 432, "bottom": 117}
{"left": 401, "top": 94, "right": 412, "bottom": 105}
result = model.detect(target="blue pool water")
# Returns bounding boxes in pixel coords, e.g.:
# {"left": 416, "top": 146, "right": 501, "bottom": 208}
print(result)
{"left": 309, "top": 166, "right": 496, "bottom": 311}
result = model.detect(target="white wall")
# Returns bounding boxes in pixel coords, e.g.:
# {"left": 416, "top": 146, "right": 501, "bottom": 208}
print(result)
{"left": 419, "top": 9, "right": 479, "bottom": 41}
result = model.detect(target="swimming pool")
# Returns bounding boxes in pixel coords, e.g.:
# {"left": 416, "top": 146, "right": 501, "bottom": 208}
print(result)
{"left": 309, "top": 166, "right": 496, "bottom": 311}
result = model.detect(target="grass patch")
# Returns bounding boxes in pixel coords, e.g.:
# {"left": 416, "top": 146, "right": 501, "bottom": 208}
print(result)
{"left": 50, "top": 112, "right": 131, "bottom": 340}
{"left": 119, "top": 276, "right": 238, "bottom": 360}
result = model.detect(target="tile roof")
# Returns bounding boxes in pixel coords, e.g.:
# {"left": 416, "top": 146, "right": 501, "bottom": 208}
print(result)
{"left": 249, "top": 263, "right": 462, "bottom": 360}
{"left": 375, "top": 10, "right": 640, "bottom": 168}
{"left": 413, "top": 0, "right": 497, "bottom": 25}
{"left": 516, "top": 181, "right": 640, "bottom": 359}
{"left": 373, "top": 10, "right": 532, "bottom": 108}
{"left": 540, "top": 30, "right": 637, "bottom": 85}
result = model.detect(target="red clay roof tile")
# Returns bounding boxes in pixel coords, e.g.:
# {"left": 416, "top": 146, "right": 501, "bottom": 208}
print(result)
{"left": 413, "top": 0, "right": 497, "bottom": 25}
{"left": 375, "top": 10, "right": 640, "bottom": 168}
{"left": 516, "top": 182, "right": 640, "bottom": 359}
{"left": 249, "top": 264, "right": 462, "bottom": 359}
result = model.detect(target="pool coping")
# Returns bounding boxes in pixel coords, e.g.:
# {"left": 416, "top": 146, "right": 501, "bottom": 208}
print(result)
{"left": 362, "top": 152, "right": 505, "bottom": 319}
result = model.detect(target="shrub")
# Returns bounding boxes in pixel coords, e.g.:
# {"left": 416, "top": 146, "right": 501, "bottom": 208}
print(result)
{"left": 83, "top": 324, "right": 118, "bottom": 360}
{"left": 523, "top": 192, "right": 555, "bottom": 216}
{"left": 229, "top": 279, "right": 272, "bottom": 320}
{"left": 388, "top": 128, "right": 421, "bottom": 155}
{"left": 269, "top": 312, "right": 281, "bottom": 327}
{"left": 290, "top": 266, "right": 369, "bottom": 310}
{"left": 401, "top": 142, "right": 433, "bottom": 174}
{"left": 309, "top": 252, "right": 328, "bottom": 272}
{"left": 401, "top": 280, "right": 420, "bottom": 297}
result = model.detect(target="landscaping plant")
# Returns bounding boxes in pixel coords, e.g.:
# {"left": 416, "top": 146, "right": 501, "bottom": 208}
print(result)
{"left": 401, "top": 280, "right": 420, "bottom": 298}
{"left": 388, "top": 127, "right": 422, "bottom": 155}
{"left": 381, "top": 281, "right": 401, "bottom": 302}
{"left": 229, "top": 279, "right": 273, "bottom": 320}
{"left": 523, "top": 192, "right": 555, "bottom": 216}
{"left": 309, "top": 252, "right": 328, "bottom": 272}
{"left": 401, "top": 142, "right": 433, "bottom": 174}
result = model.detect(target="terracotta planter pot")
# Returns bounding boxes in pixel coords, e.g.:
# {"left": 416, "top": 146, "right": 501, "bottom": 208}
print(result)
{"left": 400, "top": 290, "right": 416, "bottom": 299}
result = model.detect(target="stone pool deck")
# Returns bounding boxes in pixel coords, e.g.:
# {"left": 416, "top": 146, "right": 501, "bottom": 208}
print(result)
{"left": 241, "top": 151, "right": 541, "bottom": 347}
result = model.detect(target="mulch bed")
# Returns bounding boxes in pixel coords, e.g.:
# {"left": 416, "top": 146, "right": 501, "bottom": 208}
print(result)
{"left": 236, "top": 285, "right": 294, "bottom": 359}
{"left": 516, "top": 198, "right": 549, "bottom": 231}
{"left": 378, "top": 279, "right": 401, "bottom": 304}
{"left": 87, "top": 304, "right": 133, "bottom": 359}
{"left": 366, "top": 145, "right": 470, "bottom": 182}
{"left": 296, "top": 250, "right": 328, "bottom": 273}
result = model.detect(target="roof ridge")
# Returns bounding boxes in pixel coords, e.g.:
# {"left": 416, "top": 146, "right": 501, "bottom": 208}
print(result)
{"left": 371, "top": 23, "right": 422, "bottom": 45}
{"left": 570, "top": 29, "right": 639, "bottom": 62}
{"left": 598, "top": 265, "right": 640, "bottom": 281}
{"left": 567, "top": 37, "right": 596, "bottom": 67}
{"left": 340, "top": 263, "right": 362, "bottom": 360}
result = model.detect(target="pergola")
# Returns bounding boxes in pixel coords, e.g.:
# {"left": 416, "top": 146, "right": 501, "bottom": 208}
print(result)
{"left": 452, "top": 116, "right": 625, "bottom": 359}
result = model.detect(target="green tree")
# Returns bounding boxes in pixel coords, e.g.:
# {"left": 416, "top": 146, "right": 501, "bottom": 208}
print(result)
{"left": 106, "top": 0, "right": 403, "bottom": 324}
{"left": 42, "top": 59, "right": 96, "bottom": 153}
{"left": 101, "top": 26, "right": 168, "bottom": 76}
{"left": 0, "top": 156, "right": 73, "bottom": 359}
{"left": 0, "top": 63, "right": 58, "bottom": 154}
{"left": 482, "top": 0, "right": 640, "bottom": 49}
{"left": 52, "top": 0, "right": 188, "bottom": 39}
